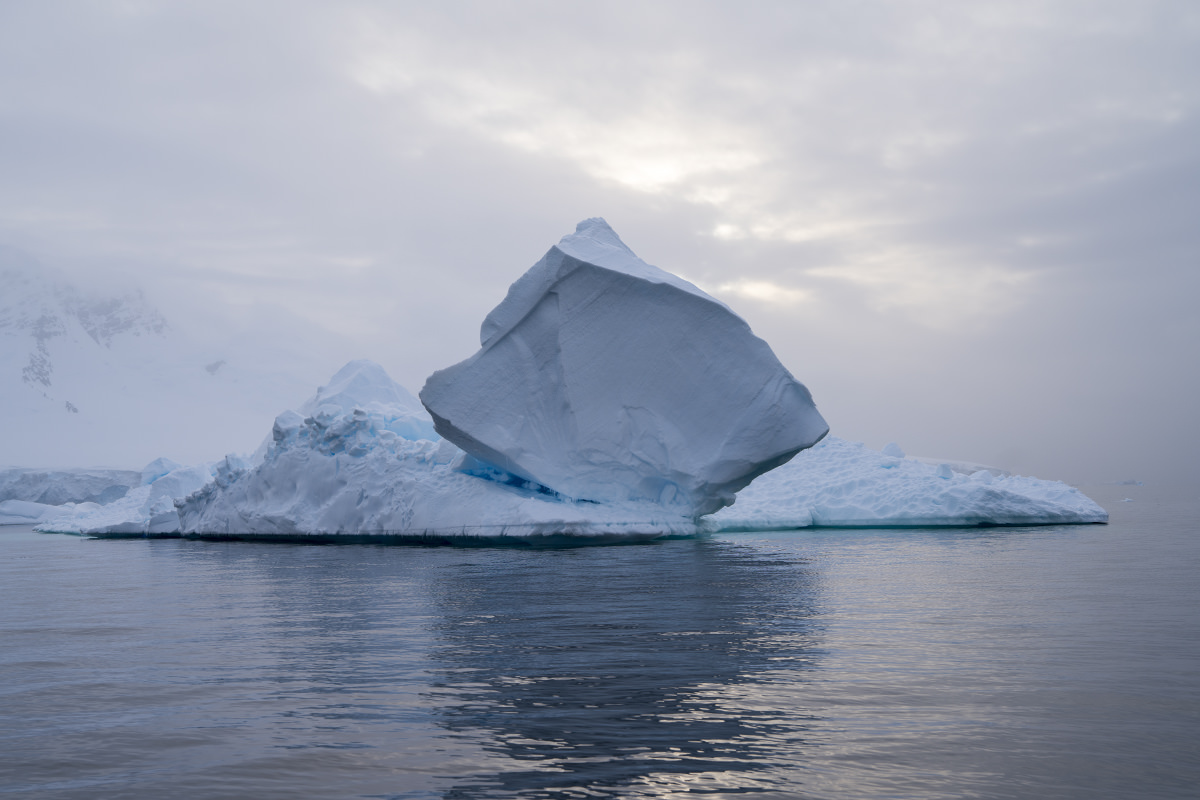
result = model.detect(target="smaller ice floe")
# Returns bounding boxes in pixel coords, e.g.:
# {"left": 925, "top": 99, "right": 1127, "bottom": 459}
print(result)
{"left": 706, "top": 437, "right": 1107, "bottom": 530}
{"left": 0, "top": 467, "right": 140, "bottom": 505}
{"left": 36, "top": 460, "right": 215, "bottom": 536}
{"left": 0, "top": 499, "right": 70, "bottom": 525}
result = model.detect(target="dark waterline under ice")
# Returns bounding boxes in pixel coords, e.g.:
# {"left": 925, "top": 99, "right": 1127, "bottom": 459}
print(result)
{"left": 2, "top": 484, "right": 1196, "bottom": 799}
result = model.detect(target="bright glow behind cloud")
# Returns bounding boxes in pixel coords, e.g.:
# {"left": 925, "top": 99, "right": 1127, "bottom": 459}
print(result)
{"left": 350, "top": 30, "right": 763, "bottom": 196}
{"left": 0, "top": 0, "right": 1196, "bottom": 483}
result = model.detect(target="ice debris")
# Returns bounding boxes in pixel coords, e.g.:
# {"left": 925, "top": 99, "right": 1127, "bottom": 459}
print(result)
{"left": 35, "top": 460, "right": 215, "bottom": 535}
{"left": 420, "top": 218, "right": 828, "bottom": 516}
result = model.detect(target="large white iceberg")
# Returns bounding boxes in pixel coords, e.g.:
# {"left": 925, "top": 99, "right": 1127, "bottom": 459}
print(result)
{"left": 30, "top": 219, "right": 1107, "bottom": 542}
{"left": 165, "top": 360, "right": 1104, "bottom": 543}
{"left": 420, "top": 218, "right": 828, "bottom": 516}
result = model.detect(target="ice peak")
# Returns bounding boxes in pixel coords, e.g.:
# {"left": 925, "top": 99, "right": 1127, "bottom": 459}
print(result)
{"left": 301, "top": 359, "right": 424, "bottom": 417}
{"left": 479, "top": 219, "right": 714, "bottom": 348}
{"left": 561, "top": 217, "right": 636, "bottom": 259}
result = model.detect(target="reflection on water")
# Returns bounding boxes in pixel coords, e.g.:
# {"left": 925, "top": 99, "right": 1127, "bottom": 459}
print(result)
{"left": 3, "top": 487, "right": 1199, "bottom": 800}
{"left": 425, "top": 542, "right": 822, "bottom": 797}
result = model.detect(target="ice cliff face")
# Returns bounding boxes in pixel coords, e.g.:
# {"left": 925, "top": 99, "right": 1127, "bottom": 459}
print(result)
{"left": 421, "top": 218, "right": 829, "bottom": 516}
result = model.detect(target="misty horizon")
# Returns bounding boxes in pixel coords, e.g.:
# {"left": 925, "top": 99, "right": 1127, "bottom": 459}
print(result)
{"left": 2, "top": 2, "right": 1197, "bottom": 487}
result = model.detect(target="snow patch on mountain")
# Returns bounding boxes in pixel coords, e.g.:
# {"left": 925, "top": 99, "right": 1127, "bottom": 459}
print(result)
{"left": 0, "top": 246, "right": 323, "bottom": 468}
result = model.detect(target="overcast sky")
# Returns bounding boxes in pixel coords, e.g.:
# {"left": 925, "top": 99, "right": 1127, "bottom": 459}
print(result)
{"left": 2, "top": 1, "right": 1197, "bottom": 485}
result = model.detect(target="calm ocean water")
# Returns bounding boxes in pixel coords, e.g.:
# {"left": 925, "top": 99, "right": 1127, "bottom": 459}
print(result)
{"left": 2, "top": 483, "right": 1197, "bottom": 799}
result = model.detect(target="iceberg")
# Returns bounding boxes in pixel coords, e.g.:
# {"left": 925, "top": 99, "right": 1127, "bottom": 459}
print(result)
{"left": 173, "top": 397, "right": 1105, "bottom": 540}
{"left": 178, "top": 361, "right": 696, "bottom": 541}
{"left": 34, "top": 221, "right": 1107, "bottom": 543}
{"left": 421, "top": 218, "right": 828, "bottom": 516}
{"left": 707, "top": 436, "right": 1108, "bottom": 529}
{"left": 52, "top": 359, "right": 1103, "bottom": 541}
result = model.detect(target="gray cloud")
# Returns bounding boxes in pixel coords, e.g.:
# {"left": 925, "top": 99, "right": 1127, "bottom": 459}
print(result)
{"left": 1, "top": 1, "right": 1196, "bottom": 484}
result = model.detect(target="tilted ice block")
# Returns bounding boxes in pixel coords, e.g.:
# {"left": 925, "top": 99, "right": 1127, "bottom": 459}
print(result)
{"left": 420, "top": 218, "right": 829, "bottom": 516}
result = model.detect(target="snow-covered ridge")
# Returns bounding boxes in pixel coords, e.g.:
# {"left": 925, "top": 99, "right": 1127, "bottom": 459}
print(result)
{"left": 298, "top": 359, "right": 436, "bottom": 444}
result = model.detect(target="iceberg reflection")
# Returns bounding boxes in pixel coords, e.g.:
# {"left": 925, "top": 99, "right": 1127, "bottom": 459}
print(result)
{"left": 426, "top": 539, "right": 823, "bottom": 797}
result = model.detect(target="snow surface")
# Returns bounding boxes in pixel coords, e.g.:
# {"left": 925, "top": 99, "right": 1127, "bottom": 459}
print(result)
{"left": 707, "top": 436, "right": 1108, "bottom": 530}
{"left": 421, "top": 218, "right": 828, "bottom": 516}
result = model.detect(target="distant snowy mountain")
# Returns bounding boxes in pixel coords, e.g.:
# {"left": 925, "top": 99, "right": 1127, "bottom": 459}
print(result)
{"left": 1, "top": 246, "right": 168, "bottom": 405}
{"left": 0, "top": 246, "right": 317, "bottom": 469}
